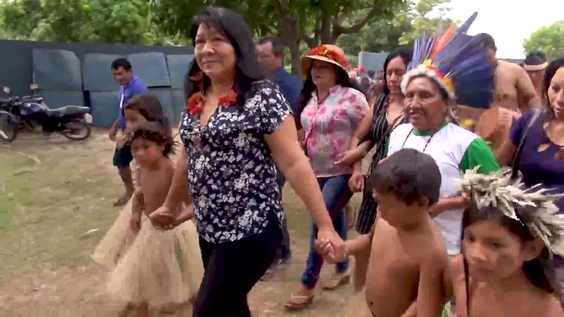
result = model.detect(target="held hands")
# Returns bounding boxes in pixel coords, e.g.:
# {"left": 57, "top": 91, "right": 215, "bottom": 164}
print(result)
{"left": 316, "top": 228, "right": 347, "bottom": 263}
{"left": 334, "top": 147, "right": 365, "bottom": 167}
{"left": 348, "top": 171, "right": 364, "bottom": 193}
{"left": 315, "top": 236, "right": 347, "bottom": 264}
{"left": 149, "top": 206, "right": 177, "bottom": 230}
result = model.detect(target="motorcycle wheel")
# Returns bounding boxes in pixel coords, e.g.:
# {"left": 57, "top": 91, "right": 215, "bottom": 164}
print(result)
{"left": 62, "top": 121, "right": 91, "bottom": 140}
{"left": 0, "top": 110, "right": 19, "bottom": 143}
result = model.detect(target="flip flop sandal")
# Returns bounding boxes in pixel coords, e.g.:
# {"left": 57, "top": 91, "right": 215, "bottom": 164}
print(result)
{"left": 321, "top": 273, "right": 351, "bottom": 290}
{"left": 283, "top": 294, "right": 314, "bottom": 310}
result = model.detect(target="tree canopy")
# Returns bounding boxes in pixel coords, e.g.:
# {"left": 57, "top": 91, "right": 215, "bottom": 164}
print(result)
{"left": 0, "top": 0, "right": 453, "bottom": 73}
{"left": 336, "top": 0, "right": 452, "bottom": 55}
{"left": 523, "top": 20, "right": 564, "bottom": 61}
{"left": 0, "top": 0, "right": 178, "bottom": 45}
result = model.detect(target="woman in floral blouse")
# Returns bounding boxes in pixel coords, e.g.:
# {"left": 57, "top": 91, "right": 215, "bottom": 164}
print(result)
{"left": 149, "top": 7, "right": 346, "bottom": 317}
{"left": 285, "top": 45, "right": 369, "bottom": 310}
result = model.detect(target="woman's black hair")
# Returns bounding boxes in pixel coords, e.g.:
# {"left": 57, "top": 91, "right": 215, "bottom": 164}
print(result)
{"left": 382, "top": 50, "right": 412, "bottom": 96}
{"left": 295, "top": 62, "right": 361, "bottom": 122}
{"left": 543, "top": 57, "right": 564, "bottom": 113}
{"left": 461, "top": 203, "right": 557, "bottom": 313}
{"left": 183, "top": 6, "right": 267, "bottom": 105}
{"left": 524, "top": 51, "right": 547, "bottom": 66}
{"left": 129, "top": 120, "right": 176, "bottom": 157}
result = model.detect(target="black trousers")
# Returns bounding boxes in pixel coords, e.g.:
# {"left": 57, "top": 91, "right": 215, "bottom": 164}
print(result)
{"left": 275, "top": 168, "right": 292, "bottom": 261}
{"left": 193, "top": 214, "right": 281, "bottom": 317}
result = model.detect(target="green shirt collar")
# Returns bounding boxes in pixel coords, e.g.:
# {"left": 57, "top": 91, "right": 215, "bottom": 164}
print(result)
{"left": 412, "top": 122, "right": 448, "bottom": 136}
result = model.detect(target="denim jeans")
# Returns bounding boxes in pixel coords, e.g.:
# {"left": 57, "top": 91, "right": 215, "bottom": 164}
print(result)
{"left": 301, "top": 174, "right": 352, "bottom": 289}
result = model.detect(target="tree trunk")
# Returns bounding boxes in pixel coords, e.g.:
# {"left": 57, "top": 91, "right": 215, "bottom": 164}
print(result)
{"left": 288, "top": 40, "right": 301, "bottom": 76}
{"left": 320, "top": 14, "right": 333, "bottom": 44}
{"left": 277, "top": 15, "right": 302, "bottom": 76}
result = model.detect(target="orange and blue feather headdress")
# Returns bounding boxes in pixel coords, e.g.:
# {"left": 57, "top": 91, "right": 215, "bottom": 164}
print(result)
{"left": 401, "top": 12, "right": 494, "bottom": 108}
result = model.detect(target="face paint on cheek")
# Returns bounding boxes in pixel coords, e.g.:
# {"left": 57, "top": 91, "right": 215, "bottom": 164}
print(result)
{"left": 495, "top": 250, "right": 520, "bottom": 274}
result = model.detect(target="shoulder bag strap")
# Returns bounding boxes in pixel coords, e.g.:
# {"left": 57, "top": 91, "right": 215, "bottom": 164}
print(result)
{"left": 511, "top": 109, "right": 541, "bottom": 179}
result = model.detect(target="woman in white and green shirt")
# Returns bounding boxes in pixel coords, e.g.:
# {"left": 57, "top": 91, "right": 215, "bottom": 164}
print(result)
{"left": 386, "top": 73, "right": 500, "bottom": 256}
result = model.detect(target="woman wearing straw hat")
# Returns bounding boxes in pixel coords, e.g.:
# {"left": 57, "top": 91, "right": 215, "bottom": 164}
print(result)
{"left": 285, "top": 45, "right": 369, "bottom": 310}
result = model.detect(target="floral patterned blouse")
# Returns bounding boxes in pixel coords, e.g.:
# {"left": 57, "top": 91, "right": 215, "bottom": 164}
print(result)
{"left": 179, "top": 80, "right": 290, "bottom": 243}
{"left": 300, "top": 85, "right": 369, "bottom": 177}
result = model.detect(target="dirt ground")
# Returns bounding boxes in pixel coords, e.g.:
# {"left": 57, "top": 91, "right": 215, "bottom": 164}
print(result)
{"left": 0, "top": 129, "right": 372, "bottom": 317}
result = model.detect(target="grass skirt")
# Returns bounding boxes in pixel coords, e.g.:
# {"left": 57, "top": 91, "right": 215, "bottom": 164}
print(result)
{"left": 91, "top": 199, "right": 141, "bottom": 269}
{"left": 92, "top": 200, "right": 203, "bottom": 307}
{"left": 107, "top": 217, "right": 202, "bottom": 307}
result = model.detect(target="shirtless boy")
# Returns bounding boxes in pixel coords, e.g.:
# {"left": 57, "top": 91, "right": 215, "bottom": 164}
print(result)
{"left": 317, "top": 148, "right": 448, "bottom": 317}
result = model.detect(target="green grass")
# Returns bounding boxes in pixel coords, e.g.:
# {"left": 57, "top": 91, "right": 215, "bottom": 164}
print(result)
{"left": 0, "top": 151, "right": 42, "bottom": 229}
{"left": 0, "top": 132, "right": 370, "bottom": 316}
{"left": 0, "top": 147, "right": 121, "bottom": 283}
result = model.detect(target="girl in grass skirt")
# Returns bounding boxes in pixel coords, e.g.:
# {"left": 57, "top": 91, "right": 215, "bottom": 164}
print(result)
{"left": 92, "top": 95, "right": 203, "bottom": 316}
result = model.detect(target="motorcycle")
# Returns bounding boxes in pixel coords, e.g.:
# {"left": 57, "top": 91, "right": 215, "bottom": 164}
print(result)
{"left": 0, "top": 85, "right": 93, "bottom": 141}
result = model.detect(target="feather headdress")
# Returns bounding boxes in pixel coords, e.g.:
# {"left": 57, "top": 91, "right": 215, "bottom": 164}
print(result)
{"left": 458, "top": 168, "right": 564, "bottom": 256}
{"left": 401, "top": 11, "right": 494, "bottom": 108}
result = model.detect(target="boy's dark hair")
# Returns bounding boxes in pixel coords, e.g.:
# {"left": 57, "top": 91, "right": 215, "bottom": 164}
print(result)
{"left": 129, "top": 120, "right": 176, "bottom": 157}
{"left": 111, "top": 58, "right": 132, "bottom": 71}
{"left": 368, "top": 148, "right": 441, "bottom": 206}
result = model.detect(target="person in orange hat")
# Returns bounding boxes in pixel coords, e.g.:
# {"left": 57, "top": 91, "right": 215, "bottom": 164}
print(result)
{"left": 285, "top": 44, "right": 369, "bottom": 310}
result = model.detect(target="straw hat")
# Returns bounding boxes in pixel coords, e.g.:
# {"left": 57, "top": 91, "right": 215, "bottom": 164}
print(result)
{"left": 301, "top": 44, "right": 351, "bottom": 76}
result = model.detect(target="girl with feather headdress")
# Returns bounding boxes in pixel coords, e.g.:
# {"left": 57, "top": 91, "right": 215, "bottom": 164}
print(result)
{"left": 443, "top": 168, "right": 564, "bottom": 317}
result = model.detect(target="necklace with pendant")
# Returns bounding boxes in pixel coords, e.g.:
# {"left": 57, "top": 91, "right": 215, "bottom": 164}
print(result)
{"left": 401, "top": 126, "right": 440, "bottom": 153}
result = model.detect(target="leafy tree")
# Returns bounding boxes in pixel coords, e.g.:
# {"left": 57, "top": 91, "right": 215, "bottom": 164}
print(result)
{"left": 336, "top": 0, "right": 452, "bottom": 58}
{"left": 151, "top": 0, "right": 407, "bottom": 74}
{"left": 523, "top": 20, "right": 564, "bottom": 61}
{"left": 0, "top": 0, "right": 178, "bottom": 45}
{"left": 399, "top": 0, "right": 452, "bottom": 44}
{"left": 336, "top": 8, "right": 412, "bottom": 55}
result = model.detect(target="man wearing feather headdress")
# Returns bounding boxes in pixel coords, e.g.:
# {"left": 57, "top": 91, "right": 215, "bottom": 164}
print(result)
{"left": 459, "top": 33, "right": 540, "bottom": 152}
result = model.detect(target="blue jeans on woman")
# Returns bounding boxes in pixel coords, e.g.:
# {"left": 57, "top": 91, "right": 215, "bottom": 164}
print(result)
{"left": 301, "top": 174, "right": 352, "bottom": 289}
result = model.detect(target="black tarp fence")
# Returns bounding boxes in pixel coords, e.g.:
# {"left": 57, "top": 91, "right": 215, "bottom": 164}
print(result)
{"left": 0, "top": 40, "right": 194, "bottom": 128}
